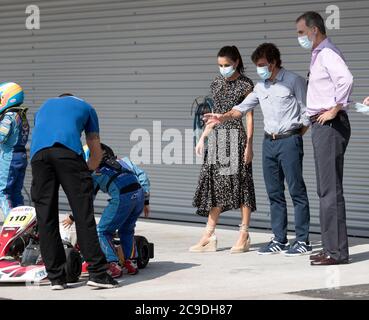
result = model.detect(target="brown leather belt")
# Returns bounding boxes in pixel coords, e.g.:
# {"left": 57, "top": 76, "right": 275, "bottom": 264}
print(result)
{"left": 264, "top": 129, "right": 301, "bottom": 140}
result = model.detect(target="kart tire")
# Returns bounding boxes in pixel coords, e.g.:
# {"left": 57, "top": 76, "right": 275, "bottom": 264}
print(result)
{"left": 134, "top": 236, "right": 150, "bottom": 269}
{"left": 64, "top": 248, "right": 82, "bottom": 283}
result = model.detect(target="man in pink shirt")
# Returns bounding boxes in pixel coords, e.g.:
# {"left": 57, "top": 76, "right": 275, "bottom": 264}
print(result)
{"left": 296, "top": 11, "right": 353, "bottom": 266}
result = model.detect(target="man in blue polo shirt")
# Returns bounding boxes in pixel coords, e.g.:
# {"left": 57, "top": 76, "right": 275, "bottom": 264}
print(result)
{"left": 31, "top": 93, "right": 118, "bottom": 290}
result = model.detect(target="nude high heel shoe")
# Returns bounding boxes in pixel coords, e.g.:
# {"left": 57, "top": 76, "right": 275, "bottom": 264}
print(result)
{"left": 189, "top": 224, "right": 217, "bottom": 252}
{"left": 230, "top": 224, "right": 251, "bottom": 254}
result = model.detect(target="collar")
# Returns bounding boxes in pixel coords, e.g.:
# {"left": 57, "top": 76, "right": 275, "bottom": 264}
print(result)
{"left": 312, "top": 37, "right": 330, "bottom": 54}
{"left": 310, "top": 37, "right": 337, "bottom": 67}
{"left": 265, "top": 67, "right": 285, "bottom": 84}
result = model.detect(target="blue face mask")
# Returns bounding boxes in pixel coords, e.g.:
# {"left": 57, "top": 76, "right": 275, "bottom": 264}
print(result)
{"left": 298, "top": 35, "right": 313, "bottom": 50}
{"left": 219, "top": 65, "right": 236, "bottom": 78}
{"left": 256, "top": 65, "right": 272, "bottom": 80}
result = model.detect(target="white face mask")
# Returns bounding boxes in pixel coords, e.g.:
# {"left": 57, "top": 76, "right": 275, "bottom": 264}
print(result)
{"left": 256, "top": 65, "right": 272, "bottom": 80}
{"left": 298, "top": 35, "right": 313, "bottom": 50}
{"left": 219, "top": 65, "right": 236, "bottom": 78}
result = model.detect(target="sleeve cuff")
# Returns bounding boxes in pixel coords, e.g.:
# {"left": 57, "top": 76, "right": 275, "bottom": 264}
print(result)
{"left": 336, "top": 90, "right": 353, "bottom": 108}
{"left": 232, "top": 105, "right": 245, "bottom": 114}
{"left": 69, "top": 214, "right": 75, "bottom": 222}
{"left": 302, "top": 118, "right": 311, "bottom": 127}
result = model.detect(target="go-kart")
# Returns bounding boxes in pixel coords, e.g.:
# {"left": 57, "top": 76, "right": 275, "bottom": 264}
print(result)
{"left": 0, "top": 206, "right": 81, "bottom": 283}
{"left": 0, "top": 206, "right": 154, "bottom": 283}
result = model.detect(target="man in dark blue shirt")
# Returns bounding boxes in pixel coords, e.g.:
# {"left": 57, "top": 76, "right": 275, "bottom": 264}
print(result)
{"left": 30, "top": 93, "right": 118, "bottom": 290}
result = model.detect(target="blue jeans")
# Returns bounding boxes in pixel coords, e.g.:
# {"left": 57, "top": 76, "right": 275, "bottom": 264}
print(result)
{"left": 97, "top": 188, "right": 144, "bottom": 262}
{"left": 262, "top": 134, "right": 310, "bottom": 243}
{"left": 0, "top": 151, "right": 27, "bottom": 218}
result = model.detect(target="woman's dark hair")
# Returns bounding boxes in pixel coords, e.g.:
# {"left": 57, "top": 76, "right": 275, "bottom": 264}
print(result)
{"left": 217, "top": 45, "right": 245, "bottom": 74}
{"left": 296, "top": 11, "right": 326, "bottom": 35}
{"left": 251, "top": 43, "right": 282, "bottom": 68}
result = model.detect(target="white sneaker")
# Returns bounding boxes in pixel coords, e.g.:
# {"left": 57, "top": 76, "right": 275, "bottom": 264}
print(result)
{"left": 51, "top": 279, "right": 67, "bottom": 290}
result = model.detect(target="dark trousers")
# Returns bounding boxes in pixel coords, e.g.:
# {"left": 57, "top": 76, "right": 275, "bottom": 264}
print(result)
{"left": 311, "top": 111, "right": 351, "bottom": 261}
{"left": 263, "top": 134, "right": 310, "bottom": 243}
{"left": 31, "top": 145, "right": 107, "bottom": 281}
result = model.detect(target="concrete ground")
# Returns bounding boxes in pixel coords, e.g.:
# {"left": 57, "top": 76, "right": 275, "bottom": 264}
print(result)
{"left": 1, "top": 219, "right": 369, "bottom": 300}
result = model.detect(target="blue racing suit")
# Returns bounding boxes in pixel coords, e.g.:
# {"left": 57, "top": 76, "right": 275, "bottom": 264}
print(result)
{"left": 0, "top": 107, "right": 29, "bottom": 218}
{"left": 93, "top": 157, "right": 150, "bottom": 263}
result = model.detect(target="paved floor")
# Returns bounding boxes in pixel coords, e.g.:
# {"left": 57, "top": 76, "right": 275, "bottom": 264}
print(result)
{"left": 1, "top": 218, "right": 369, "bottom": 300}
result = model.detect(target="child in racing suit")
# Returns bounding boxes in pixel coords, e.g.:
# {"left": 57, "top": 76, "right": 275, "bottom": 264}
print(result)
{"left": 0, "top": 82, "right": 29, "bottom": 218}
{"left": 63, "top": 143, "right": 150, "bottom": 278}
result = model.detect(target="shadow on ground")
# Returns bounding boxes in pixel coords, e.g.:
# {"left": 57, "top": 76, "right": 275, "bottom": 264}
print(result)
{"left": 289, "top": 283, "right": 369, "bottom": 300}
{"left": 116, "top": 261, "right": 200, "bottom": 286}
{"left": 76, "top": 261, "right": 200, "bottom": 288}
{"left": 0, "top": 261, "right": 199, "bottom": 290}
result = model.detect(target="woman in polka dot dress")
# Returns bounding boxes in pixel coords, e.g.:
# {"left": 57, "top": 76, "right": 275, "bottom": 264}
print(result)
{"left": 191, "top": 46, "right": 256, "bottom": 254}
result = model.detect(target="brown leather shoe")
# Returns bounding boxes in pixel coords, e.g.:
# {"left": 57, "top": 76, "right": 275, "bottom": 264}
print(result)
{"left": 310, "top": 255, "right": 349, "bottom": 266}
{"left": 310, "top": 250, "right": 325, "bottom": 261}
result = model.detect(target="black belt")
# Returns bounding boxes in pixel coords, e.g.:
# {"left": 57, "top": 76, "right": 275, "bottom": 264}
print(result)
{"left": 264, "top": 129, "right": 301, "bottom": 140}
{"left": 310, "top": 110, "right": 345, "bottom": 125}
{"left": 120, "top": 182, "right": 141, "bottom": 194}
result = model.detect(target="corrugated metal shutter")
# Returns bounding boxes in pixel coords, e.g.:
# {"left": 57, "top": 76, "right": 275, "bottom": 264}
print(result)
{"left": 1, "top": 0, "right": 368, "bottom": 236}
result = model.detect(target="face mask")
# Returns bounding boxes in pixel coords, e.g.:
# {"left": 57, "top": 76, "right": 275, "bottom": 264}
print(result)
{"left": 298, "top": 35, "right": 313, "bottom": 49}
{"left": 256, "top": 65, "right": 272, "bottom": 80}
{"left": 219, "top": 65, "right": 236, "bottom": 78}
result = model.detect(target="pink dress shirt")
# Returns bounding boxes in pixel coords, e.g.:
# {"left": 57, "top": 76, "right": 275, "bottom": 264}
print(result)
{"left": 307, "top": 38, "right": 353, "bottom": 116}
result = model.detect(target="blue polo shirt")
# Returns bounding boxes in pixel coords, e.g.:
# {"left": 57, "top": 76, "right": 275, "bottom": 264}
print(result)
{"left": 30, "top": 96, "right": 99, "bottom": 159}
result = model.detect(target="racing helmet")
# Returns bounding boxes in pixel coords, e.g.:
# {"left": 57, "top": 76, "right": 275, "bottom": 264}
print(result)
{"left": 101, "top": 143, "right": 116, "bottom": 160}
{"left": 0, "top": 82, "right": 24, "bottom": 114}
